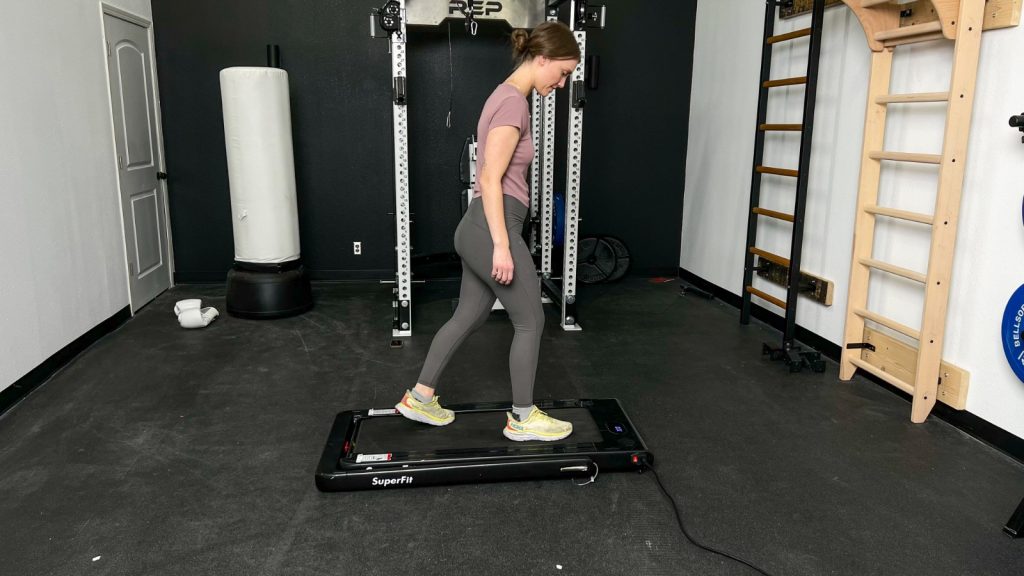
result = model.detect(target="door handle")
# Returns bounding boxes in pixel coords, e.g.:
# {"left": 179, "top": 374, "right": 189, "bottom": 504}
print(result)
{"left": 157, "top": 171, "right": 168, "bottom": 180}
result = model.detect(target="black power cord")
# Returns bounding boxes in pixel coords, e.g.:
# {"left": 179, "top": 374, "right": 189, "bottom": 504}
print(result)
{"left": 638, "top": 456, "right": 777, "bottom": 576}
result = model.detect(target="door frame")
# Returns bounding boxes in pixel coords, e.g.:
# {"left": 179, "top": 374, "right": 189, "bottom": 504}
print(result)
{"left": 99, "top": 3, "right": 175, "bottom": 313}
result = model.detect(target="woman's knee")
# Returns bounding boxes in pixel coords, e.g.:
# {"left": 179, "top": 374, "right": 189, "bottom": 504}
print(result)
{"left": 453, "top": 299, "right": 494, "bottom": 330}
{"left": 470, "top": 309, "right": 492, "bottom": 331}
{"left": 511, "top": 303, "right": 545, "bottom": 334}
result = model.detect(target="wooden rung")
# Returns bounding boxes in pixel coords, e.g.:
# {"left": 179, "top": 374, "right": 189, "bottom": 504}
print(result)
{"left": 874, "top": 21, "right": 943, "bottom": 42}
{"left": 864, "top": 205, "right": 934, "bottom": 225}
{"left": 749, "top": 247, "right": 790, "bottom": 268}
{"left": 869, "top": 151, "right": 942, "bottom": 164}
{"left": 767, "top": 28, "right": 812, "bottom": 44}
{"left": 859, "top": 258, "right": 927, "bottom": 283}
{"left": 759, "top": 123, "right": 803, "bottom": 131}
{"left": 883, "top": 32, "right": 946, "bottom": 48}
{"left": 848, "top": 357, "right": 915, "bottom": 395}
{"left": 852, "top": 307, "right": 921, "bottom": 341}
{"left": 876, "top": 92, "right": 950, "bottom": 104}
{"left": 860, "top": 0, "right": 895, "bottom": 7}
{"left": 746, "top": 286, "right": 787, "bottom": 310}
{"left": 763, "top": 76, "right": 807, "bottom": 88}
{"left": 752, "top": 207, "right": 795, "bottom": 222}
{"left": 756, "top": 165, "right": 799, "bottom": 177}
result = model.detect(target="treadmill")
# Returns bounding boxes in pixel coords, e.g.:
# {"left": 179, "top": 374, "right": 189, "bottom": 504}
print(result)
{"left": 315, "top": 398, "right": 652, "bottom": 491}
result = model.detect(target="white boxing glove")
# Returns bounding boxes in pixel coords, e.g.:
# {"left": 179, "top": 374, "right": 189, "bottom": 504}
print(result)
{"left": 174, "top": 299, "right": 202, "bottom": 316}
{"left": 178, "top": 307, "right": 220, "bottom": 329}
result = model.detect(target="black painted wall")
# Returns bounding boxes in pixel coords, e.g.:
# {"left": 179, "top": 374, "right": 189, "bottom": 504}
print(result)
{"left": 153, "top": 0, "right": 696, "bottom": 282}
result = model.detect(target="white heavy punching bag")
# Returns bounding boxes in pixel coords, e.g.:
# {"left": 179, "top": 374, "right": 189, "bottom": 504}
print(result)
{"left": 220, "top": 65, "right": 312, "bottom": 318}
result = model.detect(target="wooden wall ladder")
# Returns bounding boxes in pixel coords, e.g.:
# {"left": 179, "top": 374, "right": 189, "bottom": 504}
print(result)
{"left": 839, "top": 0, "right": 984, "bottom": 423}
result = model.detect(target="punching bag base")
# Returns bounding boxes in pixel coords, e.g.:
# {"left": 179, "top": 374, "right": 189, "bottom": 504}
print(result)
{"left": 226, "top": 261, "right": 313, "bottom": 319}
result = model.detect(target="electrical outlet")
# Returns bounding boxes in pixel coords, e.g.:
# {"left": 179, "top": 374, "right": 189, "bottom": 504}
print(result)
{"left": 353, "top": 241, "right": 362, "bottom": 255}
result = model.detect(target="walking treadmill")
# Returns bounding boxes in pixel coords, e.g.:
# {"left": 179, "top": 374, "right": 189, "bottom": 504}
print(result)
{"left": 315, "top": 398, "right": 652, "bottom": 491}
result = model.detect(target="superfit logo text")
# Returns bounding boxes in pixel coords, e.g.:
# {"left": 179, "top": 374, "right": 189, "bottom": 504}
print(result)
{"left": 449, "top": 1, "right": 504, "bottom": 17}
{"left": 371, "top": 475, "right": 414, "bottom": 487}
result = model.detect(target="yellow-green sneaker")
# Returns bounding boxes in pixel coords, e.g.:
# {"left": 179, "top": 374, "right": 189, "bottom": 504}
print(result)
{"left": 502, "top": 407, "right": 572, "bottom": 442}
{"left": 395, "top": 390, "right": 455, "bottom": 426}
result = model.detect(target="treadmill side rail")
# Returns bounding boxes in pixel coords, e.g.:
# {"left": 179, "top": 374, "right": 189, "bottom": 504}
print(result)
{"left": 317, "top": 457, "right": 596, "bottom": 492}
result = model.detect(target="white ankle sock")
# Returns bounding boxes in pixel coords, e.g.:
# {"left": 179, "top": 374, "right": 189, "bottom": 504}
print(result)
{"left": 512, "top": 405, "right": 534, "bottom": 421}
{"left": 409, "top": 388, "right": 433, "bottom": 403}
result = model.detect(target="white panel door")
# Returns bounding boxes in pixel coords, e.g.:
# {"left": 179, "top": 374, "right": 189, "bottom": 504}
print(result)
{"left": 103, "top": 12, "right": 170, "bottom": 312}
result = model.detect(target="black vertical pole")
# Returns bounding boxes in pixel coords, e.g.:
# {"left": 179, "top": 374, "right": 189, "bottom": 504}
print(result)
{"left": 267, "top": 44, "right": 280, "bottom": 68}
{"left": 782, "top": 0, "right": 825, "bottom": 348}
{"left": 741, "top": 0, "right": 778, "bottom": 325}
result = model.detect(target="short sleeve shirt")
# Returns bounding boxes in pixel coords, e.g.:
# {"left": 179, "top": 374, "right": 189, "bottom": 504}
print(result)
{"left": 472, "top": 83, "right": 534, "bottom": 208}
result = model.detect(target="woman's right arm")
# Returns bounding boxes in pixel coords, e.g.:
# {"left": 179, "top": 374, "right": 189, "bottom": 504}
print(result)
{"left": 478, "top": 125, "right": 520, "bottom": 285}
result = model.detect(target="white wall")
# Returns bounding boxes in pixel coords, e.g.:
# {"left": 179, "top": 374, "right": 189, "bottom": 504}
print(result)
{"left": 683, "top": 0, "right": 1024, "bottom": 438}
{"left": 0, "top": 0, "right": 153, "bottom": 390}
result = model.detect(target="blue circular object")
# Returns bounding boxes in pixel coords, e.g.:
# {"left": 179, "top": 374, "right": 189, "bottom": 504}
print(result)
{"left": 1000, "top": 283, "right": 1024, "bottom": 383}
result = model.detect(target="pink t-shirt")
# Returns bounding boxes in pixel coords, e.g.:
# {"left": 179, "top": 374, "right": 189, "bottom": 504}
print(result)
{"left": 473, "top": 83, "right": 534, "bottom": 208}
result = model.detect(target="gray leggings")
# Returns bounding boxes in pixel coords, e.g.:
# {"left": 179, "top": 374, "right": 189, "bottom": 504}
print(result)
{"left": 417, "top": 195, "right": 544, "bottom": 407}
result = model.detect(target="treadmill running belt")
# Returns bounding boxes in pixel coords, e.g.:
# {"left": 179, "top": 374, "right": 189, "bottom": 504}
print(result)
{"left": 354, "top": 408, "right": 603, "bottom": 454}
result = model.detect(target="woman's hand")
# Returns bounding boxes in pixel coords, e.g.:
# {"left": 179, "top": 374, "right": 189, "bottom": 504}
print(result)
{"left": 492, "top": 245, "right": 514, "bottom": 285}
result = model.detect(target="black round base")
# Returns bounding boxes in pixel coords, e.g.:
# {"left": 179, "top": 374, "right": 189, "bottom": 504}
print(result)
{"left": 226, "top": 261, "right": 313, "bottom": 319}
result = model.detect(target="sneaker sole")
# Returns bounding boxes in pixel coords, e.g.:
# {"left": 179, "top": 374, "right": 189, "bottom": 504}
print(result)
{"left": 395, "top": 402, "right": 454, "bottom": 426}
{"left": 502, "top": 427, "right": 572, "bottom": 442}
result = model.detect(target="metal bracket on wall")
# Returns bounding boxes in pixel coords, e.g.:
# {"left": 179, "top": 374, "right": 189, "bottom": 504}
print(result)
{"left": 780, "top": 0, "right": 843, "bottom": 19}
{"left": 1011, "top": 113, "right": 1024, "bottom": 143}
{"left": 898, "top": 0, "right": 1022, "bottom": 30}
{"left": 753, "top": 255, "right": 834, "bottom": 306}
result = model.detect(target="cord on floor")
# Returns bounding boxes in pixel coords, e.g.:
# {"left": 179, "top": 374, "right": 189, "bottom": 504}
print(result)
{"left": 640, "top": 457, "right": 776, "bottom": 576}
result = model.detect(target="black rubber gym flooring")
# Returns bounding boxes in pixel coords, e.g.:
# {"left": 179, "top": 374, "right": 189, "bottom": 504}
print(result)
{"left": 2, "top": 277, "right": 1023, "bottom": 575}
